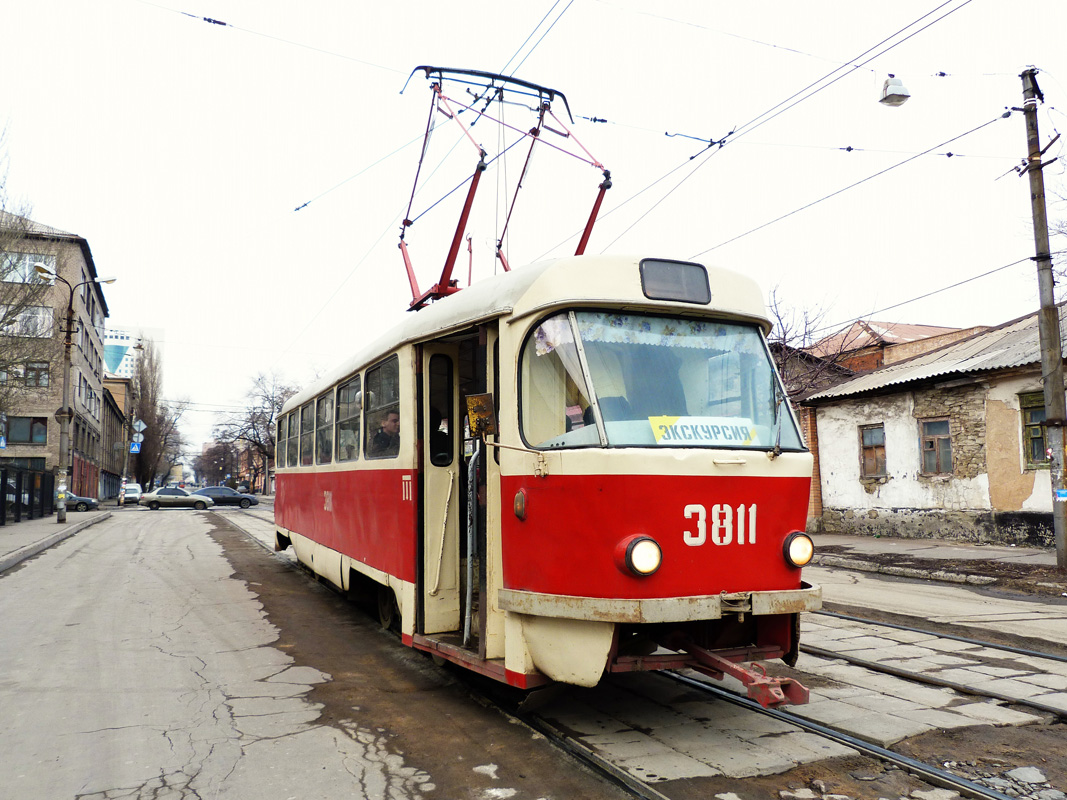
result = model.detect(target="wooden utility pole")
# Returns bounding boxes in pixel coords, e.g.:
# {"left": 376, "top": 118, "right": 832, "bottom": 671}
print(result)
{"left": 1021, "top": 68, "right": 1067, "bottom": 570}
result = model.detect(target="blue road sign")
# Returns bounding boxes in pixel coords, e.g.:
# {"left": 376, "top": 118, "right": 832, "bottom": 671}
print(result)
{"left": 130, "top": 442, "right": 141, "bottom": 453}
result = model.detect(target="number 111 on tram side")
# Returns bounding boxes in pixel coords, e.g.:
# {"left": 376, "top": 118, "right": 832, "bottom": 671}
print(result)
{"left": 274, "top": 255, "right": 820, "bottom": 708}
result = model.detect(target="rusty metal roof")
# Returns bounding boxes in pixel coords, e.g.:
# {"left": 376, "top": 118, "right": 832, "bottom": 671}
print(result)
{"left": 807, "top": 320, "right": 963, "bottom": 358}
{"left": 806, "top": 305, "right": 1066, "bottom": 402}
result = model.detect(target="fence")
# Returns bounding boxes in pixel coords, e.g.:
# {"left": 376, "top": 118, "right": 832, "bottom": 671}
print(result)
{"left": 1, "top": 467, "right": 55, "bottom": 525}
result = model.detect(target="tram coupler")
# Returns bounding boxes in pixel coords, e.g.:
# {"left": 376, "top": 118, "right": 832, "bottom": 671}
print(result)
{"left": 679, "top": 642, "right": 810, "bottom": 709}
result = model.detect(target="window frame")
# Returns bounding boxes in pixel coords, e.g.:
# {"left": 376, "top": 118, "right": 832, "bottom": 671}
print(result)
{"left": 859, "top": 423, "right": 887, "bottom": 478}
{"left": 299, "top": 403, "right": 314, "bottom": 466}
{"left": 364, "top": 355, "right": 401, "bottom": 460}
{"left": 6, "top": 416, "right": 48, "bottom": 444}
{"left": 315, "top": 391, "right": 335, "bottom": 465}
{"left": 1020, "top": 391, "right": 1049, "bottom": 468}
{"left": 336, "top": 375, "right": 362, "bottom": 462}
{"left": 919, "top": 417, "right": 953, "bottom": 476}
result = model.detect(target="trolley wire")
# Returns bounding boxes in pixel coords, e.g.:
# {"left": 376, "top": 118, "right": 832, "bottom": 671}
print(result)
{"left": 592, "top": 0, "right": 978, "bottom": 255}
{"left": 127, "top": 0, "right": 403, "bottom": 74}
{"left": 689, "top": 113, "right": 1008, "bottom": 258}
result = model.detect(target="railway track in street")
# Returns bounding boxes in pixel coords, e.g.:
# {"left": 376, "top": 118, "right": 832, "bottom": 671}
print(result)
{"left": 803, "top": 610, "right": 1067, "bottom": 719}
{"left": 218, "top": 511, "right": 1065, "bottom": 800}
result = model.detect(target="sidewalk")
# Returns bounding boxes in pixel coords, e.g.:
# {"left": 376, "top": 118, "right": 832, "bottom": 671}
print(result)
{"left": 0, "top": 502, "right": 115, "bottom": 573}
{"left": 812, "top": 532, "right": 1064, "bottom": 591}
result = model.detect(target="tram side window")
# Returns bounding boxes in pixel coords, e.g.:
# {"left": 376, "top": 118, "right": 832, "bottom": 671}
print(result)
{"left": 365, "top": 356, "right": 400, "bottom": 459}
{"left": 300, "top": 403, "right": 314, "bottom": 466}
{"left": 286, "top": 412, "right": 298, "bottom": 467}
{"left": 316, "top": 392, "right": 334, "bottom": 464}
{"left": 336, "top": 376, "right": 361, "bottom": 462}
{"left": 276, "top": 418, "right": 286, "bottom": 468}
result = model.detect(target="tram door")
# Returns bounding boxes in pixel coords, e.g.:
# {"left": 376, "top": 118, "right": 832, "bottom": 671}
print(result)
{"left": 421, "top": 345, "right": 461, "bottom": 635}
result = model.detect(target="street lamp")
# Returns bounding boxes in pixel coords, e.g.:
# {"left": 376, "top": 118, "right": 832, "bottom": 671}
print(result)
{"left": 34, "top": 263, "right": 117, "bottom": 523}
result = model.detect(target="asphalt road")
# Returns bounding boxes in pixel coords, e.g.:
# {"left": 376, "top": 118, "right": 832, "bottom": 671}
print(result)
{"left": 0, "top": 507, "right": 628, "bottom": 800}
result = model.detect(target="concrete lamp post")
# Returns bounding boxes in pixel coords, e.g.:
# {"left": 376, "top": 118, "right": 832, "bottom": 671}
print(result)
{"left": 34, "top": 263, "right": 116, "bottom": 523}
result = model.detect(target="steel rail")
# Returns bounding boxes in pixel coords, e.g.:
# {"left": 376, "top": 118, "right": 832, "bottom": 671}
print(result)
{"left": 802, "top": 643, "right": 1067, "bottom": 719}
{"left": 664, "top": 672, "right": 1015, "bottom": 800}
{"left": 518, "top": 712, "right": 673, "bottom": 800}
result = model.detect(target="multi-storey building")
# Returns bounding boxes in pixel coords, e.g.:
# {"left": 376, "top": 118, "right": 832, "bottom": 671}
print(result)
{"left": 1, "top": 214, "right": 111, "bottom": 497}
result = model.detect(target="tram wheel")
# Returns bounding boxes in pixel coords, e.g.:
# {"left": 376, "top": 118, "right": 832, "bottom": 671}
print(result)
{"left": 377, "top": 586, "right": 400, "bottom": 633}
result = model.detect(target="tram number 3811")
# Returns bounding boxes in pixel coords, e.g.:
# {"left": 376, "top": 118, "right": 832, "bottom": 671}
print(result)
{"left": 683, "top": 503, "right": 756, "bottom": 546}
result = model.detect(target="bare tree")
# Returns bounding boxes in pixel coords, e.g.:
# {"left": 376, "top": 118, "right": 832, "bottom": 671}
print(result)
{"left": 213, "top": 372, "right": 296, "bottom": 492}
{"left": 193, "top": 440, "right": 238, "bottom": 487}
{"left": 0, "top": 131, "right": 54, "bottom": 418}
{"left": 131, "top": 338, "right": 188, "bottom": 488}
{"left": 766, "top": 287, "right": 854, "bottom": 401}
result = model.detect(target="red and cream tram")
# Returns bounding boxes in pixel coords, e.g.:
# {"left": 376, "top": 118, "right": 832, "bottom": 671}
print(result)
{"left": 274, "top": 254, "right": 820, "bottom": 706}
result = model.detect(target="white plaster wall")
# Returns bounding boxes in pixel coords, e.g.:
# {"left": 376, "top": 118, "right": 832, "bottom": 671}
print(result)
{"left": 816, "top": 394, "right": 991, "bottom": 512}
{"left": 987, "top": 374, "right": 1053, "bottom": 513}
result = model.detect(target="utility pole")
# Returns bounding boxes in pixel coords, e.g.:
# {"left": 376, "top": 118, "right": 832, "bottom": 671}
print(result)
{"left": 1021, "top": 68, "right": 1067, "bottom": 570}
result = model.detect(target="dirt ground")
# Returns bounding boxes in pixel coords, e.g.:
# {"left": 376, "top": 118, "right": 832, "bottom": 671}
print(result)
{"left": 817, "top": 544, "right": 1067, "bottom": 598}
{"left": 206, "top": 520, "right": 633, "bottom": 800}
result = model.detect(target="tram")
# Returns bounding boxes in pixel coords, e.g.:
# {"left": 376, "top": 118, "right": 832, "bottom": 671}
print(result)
{"left": 274, "top": 254, "right": 821, "bottom": 707}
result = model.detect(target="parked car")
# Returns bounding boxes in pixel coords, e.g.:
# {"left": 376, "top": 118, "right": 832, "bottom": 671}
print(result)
{"left": 192, "top": 486, "right": 258, "bottom": 508}
{"left": 121, "top": 483, "right": 143, "bottom": 506}
{"left": 63, "top": 493, "right": 100, "bottom": 512}
{"left": 139, "top": 486, "right": 214, "bottom": 510}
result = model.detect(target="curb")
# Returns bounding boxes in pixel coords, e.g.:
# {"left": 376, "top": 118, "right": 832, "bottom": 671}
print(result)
{"left": 0, "top": 511, "right": 113, "bottom": 574}
{"left": 811, "top": 554, "right": 999, "bottom": 586}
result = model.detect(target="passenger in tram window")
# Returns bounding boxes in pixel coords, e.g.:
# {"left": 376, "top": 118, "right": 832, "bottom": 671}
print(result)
{"left": 370, "top": 409, "right": 400, "bottom": 457}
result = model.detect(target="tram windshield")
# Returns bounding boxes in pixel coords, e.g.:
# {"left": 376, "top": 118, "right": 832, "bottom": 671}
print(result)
{"left": 520, "top": 311, "right": 804, "bottom": 451}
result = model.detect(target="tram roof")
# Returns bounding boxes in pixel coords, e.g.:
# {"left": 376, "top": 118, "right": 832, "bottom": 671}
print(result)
{"left": 283, "top": 254, "right": 768, "bottom": 413}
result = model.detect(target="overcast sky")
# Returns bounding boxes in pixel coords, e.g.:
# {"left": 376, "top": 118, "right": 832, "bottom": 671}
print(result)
{"left": 4, "top": 0, "right": 1067, "bottom": 452}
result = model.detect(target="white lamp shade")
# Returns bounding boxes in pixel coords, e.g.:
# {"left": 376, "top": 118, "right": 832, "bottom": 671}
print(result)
{"left": 880, "top": 76, "right": 910, "bottom": 107}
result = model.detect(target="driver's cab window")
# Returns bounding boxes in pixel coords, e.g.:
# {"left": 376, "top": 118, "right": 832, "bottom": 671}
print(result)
{"left": 520, "top": 310, "right": 802, "bottom": 451}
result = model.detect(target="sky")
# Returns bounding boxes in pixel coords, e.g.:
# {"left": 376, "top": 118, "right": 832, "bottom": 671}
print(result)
{"left": 4, "top": 0, "right": 1067, "bottom": 453}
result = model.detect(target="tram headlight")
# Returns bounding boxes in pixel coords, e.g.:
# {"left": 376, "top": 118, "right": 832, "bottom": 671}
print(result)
{"left": 615, "top": 535, "right": 662, "bottom": 577}
{"left": 783, "top": 531, "right": 814, "bottom": 568}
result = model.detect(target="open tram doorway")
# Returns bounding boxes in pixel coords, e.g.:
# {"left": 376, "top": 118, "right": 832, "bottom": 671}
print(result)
{"left": 418, "top": 328, "right": 493, "bottom": 659}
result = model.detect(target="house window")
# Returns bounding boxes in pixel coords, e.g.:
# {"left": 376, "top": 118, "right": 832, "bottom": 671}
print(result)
{"left": 25, "top": 362, "right": 50, "bottom": 387}
{"left": 1020, "top": 392, "right": 1048, "bottom": 467}
{"left": 0, "top": 305, "right": 54, "bottom": 337}
{"left": 1, "top": 252, "right": 55, "bottom": 283}
{"left": 859, "top": 424, "right": 886, "bottom": 477}
{"left": 6, "top": 416, "right": 48, "bottom": 444}
{"left": 920, "top": 418, "right": 952, "bottom": 475}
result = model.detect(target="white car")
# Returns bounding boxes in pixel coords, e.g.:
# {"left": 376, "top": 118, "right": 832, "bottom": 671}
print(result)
{"left": 122, "top": 483, "right": 143, "bottom": 506}
{"left": 139, "top": 486, "right": 214, "bottom": 510}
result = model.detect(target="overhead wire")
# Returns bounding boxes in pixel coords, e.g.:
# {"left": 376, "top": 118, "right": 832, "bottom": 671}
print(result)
{"left": 805, "top": 255, "right": 1037, "bottom": 340}
{"left": 592, "top": 0, "right": 978, "bottom": 255}
{"left": 690, "top": 113, "right": 1008, "bottom": 259}
{"left": 127, "top": 0, "right": 404, "bottom": 74}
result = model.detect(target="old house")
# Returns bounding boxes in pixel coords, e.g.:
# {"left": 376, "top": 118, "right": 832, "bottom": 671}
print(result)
{"left": 802, "top": 307, "right": 1063, "bottom": 547}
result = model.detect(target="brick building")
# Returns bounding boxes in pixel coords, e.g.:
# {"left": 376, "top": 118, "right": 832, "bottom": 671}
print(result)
{"left": 1, "top": 215, "right": 111, "bottom": 497}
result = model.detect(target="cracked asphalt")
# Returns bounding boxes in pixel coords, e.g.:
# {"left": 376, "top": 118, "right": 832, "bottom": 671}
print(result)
{"left": 0, "top": 509, "right": 627, "bottom": 800}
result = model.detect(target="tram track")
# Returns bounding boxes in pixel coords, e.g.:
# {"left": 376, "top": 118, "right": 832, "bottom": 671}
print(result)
{"left": 657, "top": 672, "right": 1016, "bottom": 800}
{"left": 218, "top": 511, "right": 1063, "bottom": 799}
{"left": 803, "top": 610, "right": 1067, "bottom": 720}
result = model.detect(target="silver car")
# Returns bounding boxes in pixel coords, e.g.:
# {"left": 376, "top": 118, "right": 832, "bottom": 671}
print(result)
{"left": 139, "top": 486, "right": 215, "bottom": 510}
